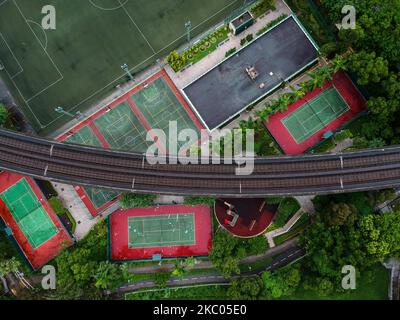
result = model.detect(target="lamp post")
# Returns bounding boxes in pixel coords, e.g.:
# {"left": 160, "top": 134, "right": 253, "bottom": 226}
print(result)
{"left": 55, "top": 106, "right": 82, "bottom": 119}
{"left": 121, "top": 63, "right": 133, "bottom": 81}
{"left": 185, "top": 20, "right": 192, "bottom": 43}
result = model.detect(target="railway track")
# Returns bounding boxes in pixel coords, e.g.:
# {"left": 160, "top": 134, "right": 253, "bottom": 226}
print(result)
{"left": 0, "top": 129, "right": 400, "bottom": 196}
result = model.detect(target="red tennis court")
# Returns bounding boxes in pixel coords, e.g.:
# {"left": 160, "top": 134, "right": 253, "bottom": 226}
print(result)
{"left": 266, "top": 71, "right": 366, "bottom": 154}
{"left": 109, "top": 205, "right": 212, "bottom": 261}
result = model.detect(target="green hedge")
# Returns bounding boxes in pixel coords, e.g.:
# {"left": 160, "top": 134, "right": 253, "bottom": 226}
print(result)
{"left": 256, "top": 14, "right": 288, "bottom": 36}
{"left": 48, "top": 197, "right": 66, "bottom": 215}
{"left": 334, "top": 129, "right": 353, "bottom": 142}
{"left": 225, "top": 47, "right": 237, "bottom": 57}
{"left": 251, "top": 0, "right": 276, "bottom": 18}
{"left": 274, "top": 198, "right": 301, "bottom": 227}
{"left": 119, "top": 193, "right": 157, "bottom": 209}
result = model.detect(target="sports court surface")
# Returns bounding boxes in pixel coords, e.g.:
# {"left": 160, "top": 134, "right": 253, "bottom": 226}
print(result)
{"left": 0, "top": 172, "right": 72, "bottom": 269}
{"left": 266, "top": 71, "right": 367, "bottom": 154}
{"left": 109, "top": 205, "right": 212, "bottom": 261}
{"left": 58, "top": 70, "right": 203, "bottom": 217}
{"left": 0, "top": 0, "right": 245, "bottom": 134}
{"left": 128, "top": 214, "right": 195, "bottom": 248}
{"left": 183, "top": 15, "right": 319, "bottom": 131}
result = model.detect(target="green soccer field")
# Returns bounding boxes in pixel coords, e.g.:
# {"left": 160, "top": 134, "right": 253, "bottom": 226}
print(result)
{"left": 0, "top": 0, "right": 244, "bottom": 134}
{"left": 128, "top": 214, "right": 195, "bottom": 248}
{"left": 282, "top": 86, "right": 350, "bottom": 144}
{"left": 0, "top": 179, "right": 58, "bottom": 248}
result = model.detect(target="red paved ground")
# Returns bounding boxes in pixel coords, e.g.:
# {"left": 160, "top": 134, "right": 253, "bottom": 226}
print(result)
{"left": 110, "top": 205, "right": 212, "bottom": 260}
{"left": 0, "top": 172, "right": 73, "bottom": 270}
{"left": 266, "top": 71, "right": 366, "bottom": 154}
{"left": 215, "top": 198, "right": 277, "bottom": 238}
{"left": 57, "top": 69, "right": 204, "bottom": 217}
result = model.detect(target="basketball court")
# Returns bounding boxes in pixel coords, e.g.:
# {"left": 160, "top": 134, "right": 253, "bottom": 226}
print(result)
{"left": 58, "top": 70, "right": 203, "bottom": 217}
{"left": 109, "top": 205, "right": 212, "bottom": 261}
{"left": 0, "top": 0, "right": 244, "bottom": 133}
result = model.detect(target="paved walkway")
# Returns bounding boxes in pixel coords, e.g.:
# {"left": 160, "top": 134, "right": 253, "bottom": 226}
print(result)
{"left": 51, "top": 182, "right": 118, "bottom": 240}
{"left": 155, "top": 195, "right": 185, "bottom": 205}
{"left": 331, "top": 138, "right": 354, "bottom": 153}
{"left": 127, "top": 237, "right": 300, "bottom": 274}
{"left": 295, "top": 196, "right": 316, "bottom": 214}
{"left": 112, "top": 243, "right": 305, "bottom": 298}
{"left": 166, "top": 0, "right": 292, "bottom": 90}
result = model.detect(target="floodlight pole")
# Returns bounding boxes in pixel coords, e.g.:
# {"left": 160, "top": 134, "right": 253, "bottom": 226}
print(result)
{"left": 55, "top": 106, "right": 83, "bottom": 119}
{"left": 121, "top": 63, "right": 133, "bottom": 81}
{"left": 54, "top": 106, "right": 74, "bottom": 118}
{"left": 185, "top": 20, "right": 192, "bottom": 43}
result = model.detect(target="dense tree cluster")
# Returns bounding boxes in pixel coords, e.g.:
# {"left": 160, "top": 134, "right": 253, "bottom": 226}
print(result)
{"left": 320, "top": 0, "right": 400, "bottom": 146}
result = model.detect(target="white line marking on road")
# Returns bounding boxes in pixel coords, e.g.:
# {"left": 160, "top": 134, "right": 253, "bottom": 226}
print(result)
{"left": 49, "top": 145, "right": 54, "bottom": 156}
{"left": 43, "top": 165, "right": 48, "bottom": 176}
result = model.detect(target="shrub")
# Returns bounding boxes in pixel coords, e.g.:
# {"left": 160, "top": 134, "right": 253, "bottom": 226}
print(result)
{"left": 225, "top": 47, "right": 237, "bottom": 57}
{"left": 251, "top": 0, "right": 276, "bottom": 18}
{"left": 240, "top": 38, "right": 247, "bottom": 46}
{"left": 48, "top": 196, "right": 67, "bottom": 215}
{"left": 119, "top": 193, "right": 156, "bottom": 208}
{"left": 274, "top": 198, "right": 301, "bottom": 227}
{"left": 0, "top": 103, "right": 14, "bottom": 129}
{"left": 256, "top": 14, "right": 288, "bottom": 36}
{"left": 246, "top": 34, "right": 254, "bottom": 42}
{"left": 334, "top": 129, "right": 353, "bottom": 142}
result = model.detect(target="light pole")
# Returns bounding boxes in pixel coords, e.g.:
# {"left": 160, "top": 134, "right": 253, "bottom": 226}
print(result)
{"left": 121, "top": 63, "right": 133, "bottom": 81}
{"left": 185, "top": 20, "right": 192, "bottom": 43}
{"left": 54, "top": 106, "right": 82, "bottom": 119}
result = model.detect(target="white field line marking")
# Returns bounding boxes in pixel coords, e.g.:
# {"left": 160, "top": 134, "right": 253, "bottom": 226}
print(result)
{"left": 0, "top": 32, "right": 24, "bottom": 78}
{"left": 26, "top": 19, "right": 48, "bottom": 50}
{"left": 117, "top": 0, "right": 156, "bottom": 54}
{"left": 26, "top": 0, "right": 241, "bottom": 129}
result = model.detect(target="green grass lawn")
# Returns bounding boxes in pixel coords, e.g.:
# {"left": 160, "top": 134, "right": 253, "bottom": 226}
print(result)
{"left": 287, "top": 264, "right": 390, "bottom": 300}
{"left": 126, "top": 283, "right": 229, "bottom": 300}
{"left": 0, "top": 0, "right": 243, "bottom": 134}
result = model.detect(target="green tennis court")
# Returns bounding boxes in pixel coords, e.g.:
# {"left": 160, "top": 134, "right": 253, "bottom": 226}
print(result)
{"left": 94, "top": 102, "right": 151, "bottom": 152}
{"left": 0, "top": 179, "right": 58, "bottom": 248}
{"left": 131, "top": 78, "right": 200, "bottom": 151}
{"left": 282, "top": 86, "right": 350, "bottom": 144}
{"left": 128, "top": 214, "right": 195, "bottom": 248}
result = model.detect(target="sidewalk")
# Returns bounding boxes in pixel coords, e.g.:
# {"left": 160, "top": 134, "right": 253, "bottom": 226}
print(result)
{"left": 52, "top": 182, "right": 118, "bottom": 240}
{"left": 165, "top": 0, "right": 292, "bottom": 90}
